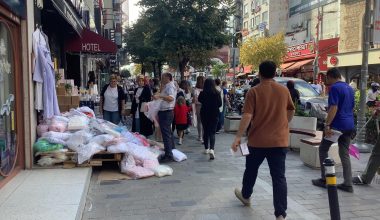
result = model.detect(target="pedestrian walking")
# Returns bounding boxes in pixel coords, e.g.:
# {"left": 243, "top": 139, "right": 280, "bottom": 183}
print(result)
{"left": 198, "top": 78, "right": 222, "bottom": 160}
{"left": 286, "top": 80, "right": 300, "bottom": 105}
{"left": 193, "top": 76, "right": 205, "bottom": 143}
{"left": 231, "top": 61, "right": 295, "bottom": 220}
{"left": 353, "top": 110, "right": 380, "bottom": 185}
{"left": 215, "top": 79, "right": 224, "bottom": 134}
{"left": 100, "top": 75, "right": 125, "bottom": 125}
{"left": 312, "top": 67, "right": 355, "bottom": 193}
{"left": 154, "top": 73, "right": 177, "bottom": 162}
{"left": 131, "top": 75, "right": 154, "bottom": 137}
{"left": 366, "top": 82, "right": 380, "bottom": 107}
{"left": 174, "top": 96, "right": 191, "bottom": 145}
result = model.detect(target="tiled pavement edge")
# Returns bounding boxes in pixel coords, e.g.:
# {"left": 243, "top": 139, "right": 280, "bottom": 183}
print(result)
{"left": 82, "top": 131, "right": 380, "bottom": 220}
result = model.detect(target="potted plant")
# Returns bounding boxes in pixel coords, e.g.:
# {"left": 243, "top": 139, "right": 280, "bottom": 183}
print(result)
{"left": 65, "top": 83, "right": 72, "bottom": 95}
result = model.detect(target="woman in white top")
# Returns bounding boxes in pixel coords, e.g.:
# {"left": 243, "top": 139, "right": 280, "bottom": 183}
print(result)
{"left": 100, "top": 75, "right": 125, "bottom": 124}
{"left": 367, "top": 82, "right": 380, "bottom": 107}
{"left": 193, "top": 76, "right": 205, "bottom": 143}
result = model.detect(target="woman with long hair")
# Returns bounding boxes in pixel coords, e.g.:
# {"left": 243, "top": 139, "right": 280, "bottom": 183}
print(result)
{"left": 198, "top": 78, "right": 222, "bottom": 160}
{"left": 100, "top": 75, "right": 125, "bottom": 124}
{"left": 193, "top": 76, "right": 205, "bottom": 142}
{"left": 131, "top": 75, "right": 154, "bottom": 137}
{"left": 286, "top": 80, "right": 300, "bottom": 105}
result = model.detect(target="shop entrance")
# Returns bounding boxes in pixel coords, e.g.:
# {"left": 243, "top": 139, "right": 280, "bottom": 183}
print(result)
{"left": 0, "top": 6, "right": 24, "bottom": 187}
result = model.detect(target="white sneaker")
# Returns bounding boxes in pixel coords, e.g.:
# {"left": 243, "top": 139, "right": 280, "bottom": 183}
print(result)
{"left": 178, "top": 138, "right": 183, "bottom": 145}
{"left": 204, "top": 149, "right": 210, "bottom": 154}
{"left": 276, "top": 215, "right": 285, "bottom": 220}
{"left": 234, "top": 188, "right": 251, "bottom": 206}
{"left": 209, "top": 149, "right": 215, "bottom": 160}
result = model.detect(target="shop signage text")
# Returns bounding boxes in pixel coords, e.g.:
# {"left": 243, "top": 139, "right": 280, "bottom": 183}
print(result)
{"left": 286, "top": 42, "right": 315, "bottom": 58}
{"left": 374, "top": 0, "right": 380, "bottom": 44}
{"left": 81, "top": 43, "right": 101, "bottom": 52}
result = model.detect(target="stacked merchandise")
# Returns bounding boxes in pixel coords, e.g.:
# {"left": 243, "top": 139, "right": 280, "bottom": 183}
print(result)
{"left": 34, "top": 106, "right": 181, "bottom": 179}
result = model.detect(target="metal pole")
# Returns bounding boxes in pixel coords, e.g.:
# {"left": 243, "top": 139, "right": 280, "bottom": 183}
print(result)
{"left": 314, "top": 0, "right": 321, "bottom": 82}
{"left": 355, "top": 0, "right": 373, "bottom": 153}
{"left": 324, "top": 158, "right": 341, "bottom": 220}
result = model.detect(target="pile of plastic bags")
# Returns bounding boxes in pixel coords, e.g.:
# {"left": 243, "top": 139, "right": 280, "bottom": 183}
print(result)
{"left": 33, "top": 106, "right": 181, "bottom": 179}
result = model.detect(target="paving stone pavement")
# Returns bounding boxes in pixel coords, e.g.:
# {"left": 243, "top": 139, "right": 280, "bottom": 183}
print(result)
{"left": 82, "top": 131, "right": 380, "bottom": 220}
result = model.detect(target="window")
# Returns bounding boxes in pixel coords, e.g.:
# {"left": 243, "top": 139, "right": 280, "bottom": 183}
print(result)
{"left": 262, "top": 0, "right": 268, "bottom": 4}
{"left": 250, "top": 18, "right": 255, "bottom": 28}
{"left": 244, "top": 4, "right": 248, "bottom": 16}
{"left": 262, "top": 11, "right": 268, "bottom": 23}
{"left": 244, "top": 21, "right": 248, "bottom": 29}
{"left": 256, "top": 0, "right": 261, "bottom": 6}
{"left": 255, "top": 15, "right": 260, "bottom": 26}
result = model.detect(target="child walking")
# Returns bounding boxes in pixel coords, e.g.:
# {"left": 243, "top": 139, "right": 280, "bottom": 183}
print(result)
{"left": 174, "top": 96, "right": 191, "bottom": 145}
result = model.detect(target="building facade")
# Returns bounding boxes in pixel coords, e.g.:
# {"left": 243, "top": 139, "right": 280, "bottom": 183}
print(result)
{"left": 241, "top": 0, "right": 288, "bottom": 41}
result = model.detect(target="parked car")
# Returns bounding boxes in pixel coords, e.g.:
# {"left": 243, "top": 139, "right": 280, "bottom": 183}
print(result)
{"left": 274, "top": 77, "right": 328, "bottom": 128}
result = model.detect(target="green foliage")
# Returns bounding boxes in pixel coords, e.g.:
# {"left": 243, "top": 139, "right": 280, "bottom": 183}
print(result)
{"left": 354, "top": 90, "right": 378, "bottom": 144}
{"left": 137, "top": 0, "right": 234, "bottom": 79}
{"left": 120, "top": 69, "right": 131, "bottom": 78}
{"left": 211, "top": 62, "right": 228, "bottom": 78}
{"left": 240, "top": 33, "right": 287, "bottom": 69}
{"left": 294, "top": 103, "right": 310, "bottom": 117}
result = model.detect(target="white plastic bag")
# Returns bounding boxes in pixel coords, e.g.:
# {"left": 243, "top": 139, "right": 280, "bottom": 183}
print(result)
{"left": 172, "top": 149, "right": 187, "bottom": 162}
{"left": 77, "top": 142, "right": 105, "bottom": 164}
{"left": 104, "top": 128, "right": 121, "bottom": 137}
{"left": 151, "top": 165, "right": 173, "bottom": 177}
{"left": 107, "top": 143, "right": 128, "bottom": 153}
{"left": 78, "top": 106, "right": 95, "bottom": 118}
{"left": 42, "top": 131, "right": 72, "bottom": 141}
{"left": 68, "top": 116, "right": 89, "bottom": 130}
{"left": 144, "top": 100, "right": 162, "bottom": 122}
{"left": 52, "top": 115, "right": 70, "bottom": 123}
{"left": 91, "top": 134, "right": 114, "bottom": 146}
{"left": 66, "top": 130, "right": 93, "bottom": 151}
{"left": 38, "top": 137, "right": 67, "bottom": 146}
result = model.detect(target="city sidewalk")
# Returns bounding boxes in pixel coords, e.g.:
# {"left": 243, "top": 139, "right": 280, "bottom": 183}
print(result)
{"left": 0, "top": 168, "right": 92, "bottom": 220}
{"left": 83, "top": 131, "right": 380, "bottom": 220}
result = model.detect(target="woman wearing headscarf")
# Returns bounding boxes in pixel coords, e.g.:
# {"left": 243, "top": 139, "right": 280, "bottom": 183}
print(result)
{"left": 198, "top": 78, "right": 222, "bottom": 160}
{"left": 367, "top": 82, "right": 380, "bottom": 107}
{"left": 131, "top": 75, "right": 154, "bottom": 137}
{"left": 100, "top": 75, "right": 125, "bottom": 124}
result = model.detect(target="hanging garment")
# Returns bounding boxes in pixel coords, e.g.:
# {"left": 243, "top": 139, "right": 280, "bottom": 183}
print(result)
{"left": 32, "top": 29, "right": 44, "bottom": 111}
{"left": 33, "top": 29, "right": 60, "bottom": 118}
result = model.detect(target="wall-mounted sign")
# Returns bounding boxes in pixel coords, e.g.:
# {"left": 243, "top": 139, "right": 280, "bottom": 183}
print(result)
{"left": 51, "top": 0, "right": 84, "bottom": 35}
{"left": 286, "top": 42, "right": 315, "bottom": 59}
{"left": 374, "top": 0, "right": 380, "bottom": 44}
{"left": 289, "top": 0, "right": 337, "bottom": 17}
{"left": 330, "top": 56, "right": 338, "bottom": 66}
{"left": 81, "top": 43, "right": 100, "bottom": 52}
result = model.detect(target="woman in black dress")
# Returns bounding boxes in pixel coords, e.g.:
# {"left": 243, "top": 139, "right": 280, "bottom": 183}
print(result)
{"left": 131, "top": 75, "right": 154, "bottom": 137}
{"left": 198, "top": 78, "right": 222, "bottom": 160}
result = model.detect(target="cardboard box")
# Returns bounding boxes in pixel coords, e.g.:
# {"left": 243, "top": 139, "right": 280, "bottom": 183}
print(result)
{"left": 59, "top": 105, "right": 70, "bottom": 113}
{"left": 56, "top": 87, "right": 66, "bottom": 96}
{"left": 71, "top": 96, "right": 80, "bottom": 106}
{"left": 57, "top": 95, "right": 72, "bottom": 105}
{"left": 69, "top": 105, "right": 79, "bottom": 110}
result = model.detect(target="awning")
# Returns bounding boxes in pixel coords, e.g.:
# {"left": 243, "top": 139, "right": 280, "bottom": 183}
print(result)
{"left": 281, "top": 62, "right": 296, "bottom": 70}
{"left": 285, "top": 59, "right": 314, "bottom": 72}
{"left": 51, "top": 0, "right": 85, "bottom": 35}
{"left": 65, "top": 29, "right": 118, "bottom": 54}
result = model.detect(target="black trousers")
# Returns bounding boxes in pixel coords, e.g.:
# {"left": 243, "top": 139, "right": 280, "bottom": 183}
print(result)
{"left": 242, "top": 147, "right": 288, "bottom": 218}
{"left": 201, "top": 117, "right": 218, "bottom": 150}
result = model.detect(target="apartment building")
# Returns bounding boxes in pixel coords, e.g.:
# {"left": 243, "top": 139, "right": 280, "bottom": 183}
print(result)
{"left": 241, "top": 0, "right": 288, "bottom": 41}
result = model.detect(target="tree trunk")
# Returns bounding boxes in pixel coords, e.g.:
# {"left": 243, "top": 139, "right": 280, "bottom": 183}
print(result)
{"left": 158, "top": 61, "right": 162, "bottom": 79}
{"left": 179, "top": 57, "right": 189, "bottom": 80}
{"left": 152, "top": 61, "right": 158, "bottom": 79}
{"left": 141, "top": 63, "right": 146, "bottom": 75}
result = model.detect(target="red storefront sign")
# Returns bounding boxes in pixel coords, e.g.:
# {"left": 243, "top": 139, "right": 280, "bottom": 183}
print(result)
{"left": 330, "top": 56, "right": 338, "bottom": 66}
{"left": 286, "top": 42, "right": 315, "bottom": 60}
{"left": 318, "top": 38, "right": 339, "bottom": 72}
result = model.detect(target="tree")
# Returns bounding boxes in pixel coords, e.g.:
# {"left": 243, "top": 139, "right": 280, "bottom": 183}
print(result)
{"left": 124, "top": 16, "right": 165, "bottom": 78}
{"left": 120, "top": 69, "right": 131, "bottom": 78}
{"left": 139, "top": 0, "right": 233, "bottom": 79}
{"left": 240, "top": 33, "right": 287, "bottom": 69}
{"left": 211, "top": 62, "right": 228, "bottom": 78}
{"left": 134, "top": 64, "right": 142, "bottom": 76}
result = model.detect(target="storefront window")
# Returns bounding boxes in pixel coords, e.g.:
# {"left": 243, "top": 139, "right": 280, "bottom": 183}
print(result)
{"left": 0, "top": 22, "right": 16, "bottom": 179}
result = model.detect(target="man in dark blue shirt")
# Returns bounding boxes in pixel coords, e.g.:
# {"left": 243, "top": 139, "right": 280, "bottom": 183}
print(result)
{"left": 312, "top": 68, "right": 355, "bottom": 193}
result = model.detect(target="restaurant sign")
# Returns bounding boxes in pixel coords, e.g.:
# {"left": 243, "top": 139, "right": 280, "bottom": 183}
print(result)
{"left": 286, "top": 42, "right": 315, "bottom": 59}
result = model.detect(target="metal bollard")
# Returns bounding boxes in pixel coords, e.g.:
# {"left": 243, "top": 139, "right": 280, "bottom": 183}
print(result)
{"left": 323, "top": 158, "right": 341, "bottom": 220}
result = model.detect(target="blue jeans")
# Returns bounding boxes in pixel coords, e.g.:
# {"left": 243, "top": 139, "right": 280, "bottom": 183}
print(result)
{"left": 103, "top": 110, "right": 121, "bottom": 125}
{"left": 242, "top": 147, "right": 288, "bottom": 218}
{"left": 158, "top": 110, "right": 175, "bottom": 157}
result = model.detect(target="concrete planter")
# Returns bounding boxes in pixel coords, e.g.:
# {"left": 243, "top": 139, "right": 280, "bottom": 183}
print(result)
{"left": 224, "top": 115, "right": 242, "bottom": 132}
{"left": 289, "top": 116, "right": 317, "bottom": 149}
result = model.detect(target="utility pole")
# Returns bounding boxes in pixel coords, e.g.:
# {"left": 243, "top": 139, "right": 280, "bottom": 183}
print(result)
{"left": 355, "top": 0, "right": 372, "bottom": 153}
{"left": 314, "top": 0, "right": 321, "bottom": 82}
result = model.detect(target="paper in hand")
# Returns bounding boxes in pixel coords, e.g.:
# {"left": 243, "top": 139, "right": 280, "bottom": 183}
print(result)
{"left": 231, "top": 143, "right": 250, "bottom": 157}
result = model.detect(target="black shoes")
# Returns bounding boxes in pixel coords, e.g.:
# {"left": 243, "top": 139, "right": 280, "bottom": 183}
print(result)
{"left": 337, "top": 183, "right": 354, "bottom": 193}
{"left": 352, "top": 176, "right": 368, "bottom": 185}
{"left": 159, "top": 154, "right": 174, "bottom": 163}
{"left": 312, "top": 178, "right": 326, "bottom": 188}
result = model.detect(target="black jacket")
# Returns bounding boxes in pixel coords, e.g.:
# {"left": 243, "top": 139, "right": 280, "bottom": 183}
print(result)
{"left": 198, "top": 90, "right": 222, "bottom": 119}
{"left": 100, "top": 84, "right": 125, "bottom": 114}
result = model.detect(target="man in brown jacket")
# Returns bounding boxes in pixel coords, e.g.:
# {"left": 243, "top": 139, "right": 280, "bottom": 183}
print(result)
{"left": 231, "top": 61, "right": 295, "bottom": 220}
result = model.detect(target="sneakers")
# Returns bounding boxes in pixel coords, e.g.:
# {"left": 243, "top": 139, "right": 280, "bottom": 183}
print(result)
{"left": 337, "top": 183, "right": 354, "bottom": 193}
{"left": 204, "top": 149, "right": 210, "bottom": 154}
{"left": 159, "top": 155, "right": 174, "bottom": 163}
{"left": 234, "top": 188, "right": 251, "bottom": 206}
{"left": 276, "top": 215, "right": 286, "bottom": 220}
{"left": 209, "top": 149, "right": 215, "bottom": 160}
{"left": 178, "top": 138, "right": 183, "bottom": 145}
{"left": 311, "top": 178, "right": 326, "bottom": 188}
{"left": 216, "top": 131, "right": 220, "bottom": 134}
{"left": 352, "top": 176, "right": 367, "bottom": 185}
{"left": 198, "top": 137, "right": 204, "bottom": 144}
